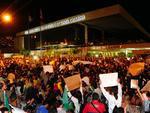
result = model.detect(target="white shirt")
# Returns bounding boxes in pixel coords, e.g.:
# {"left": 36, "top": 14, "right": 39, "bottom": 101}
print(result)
{"left": 100, "top": 83, "right": 122, "bottom": 113}
{"left": 94, "top": 87, "right": 102, "bottom": 99}
{"left": 57, "top": 107, "right": 66, "bottom": 113}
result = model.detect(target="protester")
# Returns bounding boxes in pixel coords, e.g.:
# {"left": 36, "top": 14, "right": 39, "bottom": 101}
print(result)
{"left": 56, "top": 100, "right": 66, "bottom": 113}
{"left": 36, "top": 99, "right": 50, "bottom": 113}
{"left": 137, "top": 88, "right": 150, "bottom": 113}
{"left": 0, "top": 55, "right": 149, "bottom": 113}
{"left": 113, "top": 106, "right": 124, "bottom": 113}
{"left": 65, "top": 85, "right": 81, "bottom": 113}
{"left": 0, "top": 80, "right": 10, "bottom": 112}
{"left": 83, "top": 92, "right": 106, "bottom": 113}
{"left": 100, "top": 80, "right": 122, "bottom": 113}
{"left": 0, "top": 100, "right": 9, "bottom": 113}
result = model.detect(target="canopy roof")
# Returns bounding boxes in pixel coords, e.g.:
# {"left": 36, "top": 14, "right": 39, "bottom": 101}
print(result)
{"left": 17, "top": 4, "right": 150, "bottom": 39}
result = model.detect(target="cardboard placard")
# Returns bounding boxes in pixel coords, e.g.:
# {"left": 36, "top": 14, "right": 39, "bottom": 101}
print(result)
{"left": 64, "top": 74, "right": 81, "bottom": 91}
{"left": 99, "top": 72, "right": 118, "bottom": 87}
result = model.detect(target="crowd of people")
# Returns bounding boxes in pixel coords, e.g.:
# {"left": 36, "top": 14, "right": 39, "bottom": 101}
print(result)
{"left": 0, "top": 55, "right": 149, "bottom": 113}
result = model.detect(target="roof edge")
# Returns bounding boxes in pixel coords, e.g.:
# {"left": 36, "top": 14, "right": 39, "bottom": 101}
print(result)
{"left": 119, "top": 6, "right": 150, "bottom": 38}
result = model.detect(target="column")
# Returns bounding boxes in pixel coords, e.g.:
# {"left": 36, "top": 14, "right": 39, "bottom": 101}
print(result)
{"left": 85, "top": 25, "right": 88, "bottom": 46}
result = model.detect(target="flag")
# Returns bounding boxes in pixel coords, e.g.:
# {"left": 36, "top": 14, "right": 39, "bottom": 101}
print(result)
{"left": 62, "top": 88, "right": 74, "bottom": 111}
{"left": 62, "top": 88, "right": 69, "bottom": 110}
{"left": 40, "top": 8, "right": 44, "bottom": 24}
{"left": 4, "top": 91, "right": 10, "bottom": 112}
{"left": 28, "top": 15, "right": 32, "bottom": 22}
{"left": 128, "top": 62, "right": 145, "bottom": 76}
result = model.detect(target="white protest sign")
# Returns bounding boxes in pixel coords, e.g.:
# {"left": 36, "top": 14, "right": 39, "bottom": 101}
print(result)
{"left": 130, "top": 79, "right": 139, "bottom": 89}
{"left": 59, "top": 64, "right": 66, "bottom": 71}
{"left": 80, "top": 61, "right": 93, "bottom": 65}
{"left": 99, "top": 72, "right": 118, "bottom": 87}
{"left": 72, "top": 60, "right": 93, "bottom": 65}
{"left": 43, "top": 65, "right": 54, "bottom": 73}
{"left": 10, "top": 104, "right": 26, "bottom": 113}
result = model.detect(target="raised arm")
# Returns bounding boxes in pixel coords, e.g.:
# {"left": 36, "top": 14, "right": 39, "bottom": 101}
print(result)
{"left": 65, "top": 85, "right": 80, "bottom": 113}
{"left": 100, "top": 84, "right": 111, "bottom": 101}
{"left": 136, "top": 87, "right": 144, "bottom": 101}
{"left": 117, "top": 83, "right": 122, "bottom": 107}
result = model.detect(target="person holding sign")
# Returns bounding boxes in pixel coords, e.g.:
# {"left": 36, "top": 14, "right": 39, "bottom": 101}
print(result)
{"left": 136, "top": 87, "right": 150, "bottom": 113}
{"left": 100, "top": 79, "right": 122, "bottom": 113}
{"left": 82, "top": 92, "right": 106, "bottom": 113}
{"left": 65, "top": 85, "right": 81, "bottom": 113}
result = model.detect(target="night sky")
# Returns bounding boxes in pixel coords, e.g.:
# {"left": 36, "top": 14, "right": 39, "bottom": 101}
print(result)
{"left": 0, "top": 0, "right": 149, "bottom": 41}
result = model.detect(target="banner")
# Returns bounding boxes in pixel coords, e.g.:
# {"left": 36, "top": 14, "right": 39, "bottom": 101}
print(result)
{"left": 80, "top": 61, "right": 93, "bottom": 65}
{"left": 72, "top": 60, "right": 93, "bottom": 65}
{"left": 130, "top": 79, "right": 139, "bottom": 89}
{"left": 64, "top": 74, "right": 81, "bottom": 91}
{"left": 128, "top": 62, "right": 144, "bottom": 76}
{"left": 43, "top": 65, "right": 54, "bottom": 73}
{"left": 99, "top": 72, "right": 118, "bottom": 87}
{"left": 141, "top": 81, "right": 150, "bottom": 92}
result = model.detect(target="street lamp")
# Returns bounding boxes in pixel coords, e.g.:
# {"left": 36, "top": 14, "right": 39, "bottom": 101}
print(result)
{"left": 2, "top": 13, "right": 12, "bottom": 23}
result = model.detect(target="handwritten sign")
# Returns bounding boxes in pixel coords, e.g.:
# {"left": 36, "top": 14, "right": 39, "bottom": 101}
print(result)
{"left": 43, "top": 65, "right": 54, "bottom": 73}
{"left": 130, "top": 79, "right": 139, "bottom": 89}
{"left": 99, "top": 72, "right": 118, "bottom": 87}
{"left": 64, "top": 74, "right": 81, "bottom": 91}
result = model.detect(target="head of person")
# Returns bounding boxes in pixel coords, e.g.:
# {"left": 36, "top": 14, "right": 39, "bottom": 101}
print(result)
{"left": 0, "top": 107, "right": 9, "bottom": 113}
{"left": 55, "top": 100, "right": 63, "bottom": 108}
{"left": 67, "top": 109, "right": 74, "bottom": 113}
{"left": 92, "top": 92, "right": 99, "bottom": 100}
{"left": 72, "top": 90, "right": 82, "bottom": 103}
{"left": 146, "top": 91, "right": 150, "bottom": 99}
{"left": 113, "top": 106, "right": 124, "bottom": 113}
{"left": 0, "top": 81, "right": 7, "bottom": 91}
{"left": 43, "top": 98, "right": 51, "bottom": 109}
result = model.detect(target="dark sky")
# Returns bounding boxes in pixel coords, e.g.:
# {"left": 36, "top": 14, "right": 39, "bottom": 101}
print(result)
{"left": 0, "top": 0, "right": 149, "bottom": 36}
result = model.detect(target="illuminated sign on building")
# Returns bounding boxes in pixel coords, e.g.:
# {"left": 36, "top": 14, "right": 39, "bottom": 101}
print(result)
{"left": 24, "top": 14, "right": 86, "bottom": 35}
